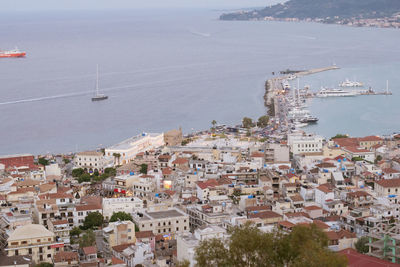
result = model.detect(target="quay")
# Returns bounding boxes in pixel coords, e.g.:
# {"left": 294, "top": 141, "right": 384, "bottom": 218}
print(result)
{"left": 264, "top": 65, "right": 340, "bottom": 130}
{"left": 264, "top": 65, "right": 393, "bottom": 134}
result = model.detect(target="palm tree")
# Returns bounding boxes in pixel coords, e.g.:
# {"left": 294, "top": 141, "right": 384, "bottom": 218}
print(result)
{"left": 112, "top": 153, "right": 121, "bottom": 165}
{"left": 211, "top": 120, "right": 217, "bottom": 133}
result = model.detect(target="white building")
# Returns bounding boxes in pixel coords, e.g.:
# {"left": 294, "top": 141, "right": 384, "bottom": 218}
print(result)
{"left": 133, "top": 208, "right": 189, "bottom": 237}
{"left": 288, "top": 134, "right": 324, "bottom": 155}
{"left": 102, "top": 197, "right": 143, "bottom": 221}
{"left": 105, "top": 133, "right": 164, "bottom": 166}
{"left": 177, "top": 225, "right": 226, "bottom": 267}
{"left": 74, "top": 151, "right": 105, "bottom": 173}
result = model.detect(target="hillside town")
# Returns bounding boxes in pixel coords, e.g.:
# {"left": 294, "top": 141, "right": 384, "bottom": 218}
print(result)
{"left": 1, "top": 126, "right": 400, "bottom": 266}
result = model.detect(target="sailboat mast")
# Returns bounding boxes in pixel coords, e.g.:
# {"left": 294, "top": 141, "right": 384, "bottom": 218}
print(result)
{"left": 96, "top": 64, "right": 99, "bottom": 95}
{"left": 386, "top": 80, "right": 389, "bottom": 94}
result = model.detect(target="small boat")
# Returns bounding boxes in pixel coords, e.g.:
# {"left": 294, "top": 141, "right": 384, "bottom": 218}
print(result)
{"left": 315, "top": 88, "right": 358, "bottom": 97}
{"left": 339, "top": 79, "right": 363, "bottom": 87}
{"left": 300, "top": 115, "right": 318, "bottom": 123}
{"left": 0, "top": 48, "right": 26, "bottom": 58}
{"left": 92, "top": 65, "right": 108, "bottom": 101}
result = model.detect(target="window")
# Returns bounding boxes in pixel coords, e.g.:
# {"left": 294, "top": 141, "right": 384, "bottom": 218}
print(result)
{"left": 60, "top": 199, "right": 65, "bottom": 202}
{"left": 15, "top": 250, "right": 18, "bottom": 256}
{"left": 28, "top": 248, "right": 32, "bottom": 254}
{"left": 128, "top": 236, "right": 131, "bottom": 240}
{"left": 47, "top": 254, "right": 51, "bottom": 258}
{"left": 128, "top": 229, "right": 131, "bottom": 232}
{"left": 158, "top": 230, "right": 160, "bottom": 233}
{"left": 10, "top": 242, "right": 18, "bottom": 246}
{"left": 184, "top": 226, "right": 187, "bottom": 230}
{"left": 176, "top": 227, "right": 179, "bottom": 231}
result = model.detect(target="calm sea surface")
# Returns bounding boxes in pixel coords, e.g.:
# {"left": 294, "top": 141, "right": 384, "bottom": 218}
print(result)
{"left": 0, "top": 9, "right": 399, "bottom": 154}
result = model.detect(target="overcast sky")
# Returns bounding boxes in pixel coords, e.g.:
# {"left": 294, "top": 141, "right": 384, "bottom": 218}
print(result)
{"left": 1, "top": 0, "right": 284, "bottom": 11}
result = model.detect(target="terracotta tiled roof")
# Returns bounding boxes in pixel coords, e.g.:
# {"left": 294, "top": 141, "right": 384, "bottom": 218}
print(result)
{"left": 316, "top": 185, "right": 332, "bottom": 194}
{"left": 196, "top": 179, "right": 219, "bottom": 190}
{"left": 136, "top": 231, "right": 155, "bottom": 239}
{"left": 339, "top": 248, "right": 400, "bottom": 267}
{"left": 112, "top": 243, "right": 135, "bottom": 253}
{"left": 248, "top": 210, "right": 282, "bottom": 220}
{"left": 375, "top": 178, "right": 400, "bottom": 188}
{"left": 83, "top": 246, "right": 97, "bottom": 255}
{"left": 172, "top": 158, "right": 189, "bottom": 165}
{"left": 54, "top": 251, "right": 79, "bottom": 263}
{"left": 278, "top": 220, "right": 295, "bottom": 228}
{"left": 75, "top": 204, "right": 102, "bottom": 211}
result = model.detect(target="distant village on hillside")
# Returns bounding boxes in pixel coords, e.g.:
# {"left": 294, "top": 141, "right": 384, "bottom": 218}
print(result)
{"left": 1, "top": 124, "right": 400, "bottom": 266}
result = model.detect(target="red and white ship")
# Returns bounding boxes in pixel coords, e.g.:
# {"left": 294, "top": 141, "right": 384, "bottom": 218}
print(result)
{"left": 0, "top": 48, "right": 26, "bottom": 58}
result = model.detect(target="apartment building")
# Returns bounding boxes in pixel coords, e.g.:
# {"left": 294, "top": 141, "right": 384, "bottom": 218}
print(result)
{"left": 375, "top": 178, "right": 400, "bottom": 197}
{"left": 5, "top": 224, "right": 63, "bottom": 264}
{"left": 133, "top": 208, "right": 189, "bottom": 237}
{"left": 74, "top": 151, "right": 105, "bottom": 173}
{"left": 102, "top": 197, "right": 143, "bottom": 221}
{"left": 288, "top": 134, "right": 324, "bottom": 155}
{"left": 103, "top": 221, "right": 136, "bottom": 252}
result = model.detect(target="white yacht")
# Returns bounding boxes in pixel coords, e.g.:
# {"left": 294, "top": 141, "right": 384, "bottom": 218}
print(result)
{"left": 339, "top": 79, "right": 364, "bottom": 87}
{"left": 315, "top": 88, "right": 358, "bottom": 98}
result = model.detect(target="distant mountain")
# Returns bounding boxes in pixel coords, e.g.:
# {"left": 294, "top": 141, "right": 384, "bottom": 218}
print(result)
{"left": 220, "top": 0, "right": 400, "bottom": 21}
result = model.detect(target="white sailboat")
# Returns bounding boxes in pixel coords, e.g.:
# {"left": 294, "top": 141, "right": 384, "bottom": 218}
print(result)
{"left": 92, "top": 65, "right": 108, "bottom": 101}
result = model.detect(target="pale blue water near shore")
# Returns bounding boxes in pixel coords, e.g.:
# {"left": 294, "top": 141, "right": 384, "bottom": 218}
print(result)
{"left": 0, "top": 9, "right": 400, "bottom": 154}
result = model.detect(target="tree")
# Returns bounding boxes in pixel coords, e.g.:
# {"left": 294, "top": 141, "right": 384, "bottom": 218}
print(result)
{"left": 110, "top": 211, "right": 133, "bottom": 222}
{"left": 242, "top": 117, "right": 254, "bottom": 129}
{"left": 257, "top": 115, "right": 269, "bottom": 128}
{"left": 211, "top": 120, "right": 217, "bottom": 132}
{"left": 78, "top": 229, "right": 96, "bottom": 248}
{"left": 72, "top": 168, "right": 84, "bottom": 177}
{"left": 355, "top": 236, "right": 369, "bottom": 254}
{"left": 331, "top": 134, "right": 348, "bottom": 139}
{"left": 140, "top": 164, "right": 148, "bottom": 175}
{"left": 38, "top": 157, "right": 49, "bottom": 166}
{"left": 83, "top": 211, "right": 103, "bottom": 230}
{"left": 195, "top": 223, "right": 347, "bottom": 267}
{"left": 113, "top": 153, "right": 121, "bottom": 165}
{"left": 78, "top": 173, "right": 91, "bottom": 183}
{"left": 375, "top": 155, "right": 382, "bottom": 164}
{"left": 63, "top": 158, "right": 70, "bottom": 164}
{"left": 70, "top": 227, "right": 82, "bottom": 237}
{"left": 104, "top": 167, "right": 116, "bottom": 177}
{"left": 176, "top": 260, "right": 190, "bottom": 267}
